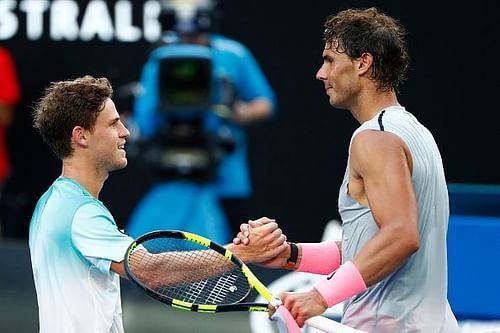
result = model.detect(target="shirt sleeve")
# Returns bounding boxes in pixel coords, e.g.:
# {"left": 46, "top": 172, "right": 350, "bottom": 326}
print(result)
{"left": 71, "top": 202, "right": 133, "bottom": 265}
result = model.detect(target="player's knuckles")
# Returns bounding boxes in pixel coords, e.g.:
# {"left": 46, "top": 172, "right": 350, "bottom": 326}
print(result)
{"left": 249, "top": 220, "right": 263, "bottom": 228}
{"left": 266, "top": 229, "right": 282, "bottom": 243}
{"left": 287, "top": 296, "right": 299, "bottom": 309}
{"left": 272, "top": 228, "right": 283, "bottom": 237}
{"left": 279, "top": 234, "right": 286, "bottom": 243}
{"left": 272, "top": 240, "right": 287, "bottom": 253}
{"left": 263, "top": 221, "right": 278, "bottom": 231}
{"left": 251, "top": 217, "right": 269, "bottom": 225}
{"left": 280, "top": 292, "right": 290, "bottom": 304}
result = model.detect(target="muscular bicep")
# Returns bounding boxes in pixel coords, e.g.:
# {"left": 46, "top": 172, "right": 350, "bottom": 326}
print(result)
{"left": 348, "top": 130, "right": 419, "bottom": 285}
{"left": 350, "top": 130, "right": 416, "bottom": 229}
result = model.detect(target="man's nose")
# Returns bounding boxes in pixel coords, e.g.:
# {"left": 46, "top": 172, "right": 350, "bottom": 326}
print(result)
{"left": 316, "top": 64, "right": 326, "bottom": 81}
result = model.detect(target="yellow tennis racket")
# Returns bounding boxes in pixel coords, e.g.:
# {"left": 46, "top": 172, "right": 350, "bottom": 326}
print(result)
{"left": 124, "top": 230, "right": 366, "bottom": 332}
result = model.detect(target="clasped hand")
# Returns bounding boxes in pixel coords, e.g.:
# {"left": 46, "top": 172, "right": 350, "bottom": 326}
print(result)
{"left": 232, "top": 217, "right": 329, "bottom": 327}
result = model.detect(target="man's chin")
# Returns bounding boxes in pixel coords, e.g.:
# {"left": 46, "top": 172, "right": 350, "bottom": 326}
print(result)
{"left": 329, "top": 99, "right": 347, "bottom": 110}
{"left": 111, "top": 160, "right": 128, "bottom": 172}
{"left": 329, "top": 99, "right": 340, "bottom": 108}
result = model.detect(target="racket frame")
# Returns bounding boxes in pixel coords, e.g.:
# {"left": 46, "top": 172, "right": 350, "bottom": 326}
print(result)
{"left": 124, "top": 230, "right": 277, "bottom": 313}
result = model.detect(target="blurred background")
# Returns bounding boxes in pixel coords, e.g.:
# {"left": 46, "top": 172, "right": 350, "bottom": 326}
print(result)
{"left": 1, "top": 0, "right": 499, "bottom": 332}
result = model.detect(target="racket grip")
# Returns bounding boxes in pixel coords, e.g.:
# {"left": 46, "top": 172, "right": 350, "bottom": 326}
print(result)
{"left": 272, "top": 307, "right": 367, "bottom": 333}
{"left": 271, "top": 306, "right": 301, "bottom": 333}
{"left": 305, "top": 316, "right": 368, "bottom": 333}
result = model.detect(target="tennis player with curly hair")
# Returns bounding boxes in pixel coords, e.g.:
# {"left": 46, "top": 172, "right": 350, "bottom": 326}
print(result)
{"left": 236, "top": 8, "right": 460, "bottom": 332}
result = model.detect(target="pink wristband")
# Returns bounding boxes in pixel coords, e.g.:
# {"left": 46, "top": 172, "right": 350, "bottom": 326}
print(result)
{"left": 297, "top": 241, "right": 341, "bottom": 274}
{"left": 313, "top": 261, "right": 367, "bottom": 307}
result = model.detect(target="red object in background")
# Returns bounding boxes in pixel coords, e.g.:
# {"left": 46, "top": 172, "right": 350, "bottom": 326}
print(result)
{"left": 0, "top": 47, "right": 20, "bottom": 105}
{"left": 0, "top": 47, "right": 21, "bottom": 184}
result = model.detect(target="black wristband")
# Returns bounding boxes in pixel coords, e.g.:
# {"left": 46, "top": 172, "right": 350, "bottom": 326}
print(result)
{"left": 286, "top": 242, "right": 298, "bottom": 268}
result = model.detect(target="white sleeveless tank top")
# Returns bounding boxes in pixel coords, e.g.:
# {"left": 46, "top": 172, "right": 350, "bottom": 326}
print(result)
{"left": 339, "top": 106, "right": 460, "bottom": 332}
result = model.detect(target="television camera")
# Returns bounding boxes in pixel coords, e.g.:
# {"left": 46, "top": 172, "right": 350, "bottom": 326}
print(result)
{"left": 130, "top": 0, "right": 235, "bottom": 182}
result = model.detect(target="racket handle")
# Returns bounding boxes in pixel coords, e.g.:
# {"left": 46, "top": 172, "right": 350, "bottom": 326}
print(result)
{"left": 271, "top": 306, "right": 300, "bottom": 333}
{"left": 305, "top": 315, "right": 368, "bottom": 333}
{"left": 272, "top": 307, "right": 367, "bottom": 333}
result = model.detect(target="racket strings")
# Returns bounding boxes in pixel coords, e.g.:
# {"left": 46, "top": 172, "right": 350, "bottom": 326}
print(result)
{"left": 128, "top": 237, "right": 251, "bottom": 306}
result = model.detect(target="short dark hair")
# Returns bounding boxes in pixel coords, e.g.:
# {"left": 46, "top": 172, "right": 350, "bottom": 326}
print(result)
{"left": 33, "top": 75, "right": 113, "bottom": 159}
{"left": 324, "top": 7, "right": 409, "bottom": 92}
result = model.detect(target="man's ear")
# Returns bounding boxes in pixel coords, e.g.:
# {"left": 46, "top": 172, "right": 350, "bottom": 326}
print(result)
{"left": 72, "top": 126, "right": 89, "bottom": 147}
{"left": 357, "top": 52, "right": 373, "bottom": 76}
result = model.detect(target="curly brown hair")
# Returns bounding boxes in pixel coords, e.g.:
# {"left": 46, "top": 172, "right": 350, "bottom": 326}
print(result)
{"left": 323, "top": 7, "right": 409, "bottom": 92}
{"left": 33, "top": 75, "right": 113, "bottom": 159}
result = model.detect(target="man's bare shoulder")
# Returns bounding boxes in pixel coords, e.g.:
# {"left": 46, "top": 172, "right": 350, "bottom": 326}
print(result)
{"left": 351, "top": 129, "right": 407, "bottom": 155}
{"left": 349, "top": 129, "right": 412, "bottom": 176}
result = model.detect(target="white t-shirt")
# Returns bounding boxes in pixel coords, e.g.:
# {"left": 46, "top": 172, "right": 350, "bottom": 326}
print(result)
{"left": 29, "top": 177, "right": 134, "bottom": 333}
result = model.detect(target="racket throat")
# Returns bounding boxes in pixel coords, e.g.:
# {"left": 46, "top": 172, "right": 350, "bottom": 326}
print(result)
{"left": 269, "top": 297, "right": 282, "bottom": 308}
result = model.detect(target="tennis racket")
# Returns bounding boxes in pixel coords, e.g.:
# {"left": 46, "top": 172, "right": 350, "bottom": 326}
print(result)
{"left": 124, "top": 230, "right": 366, "bottom": 333}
